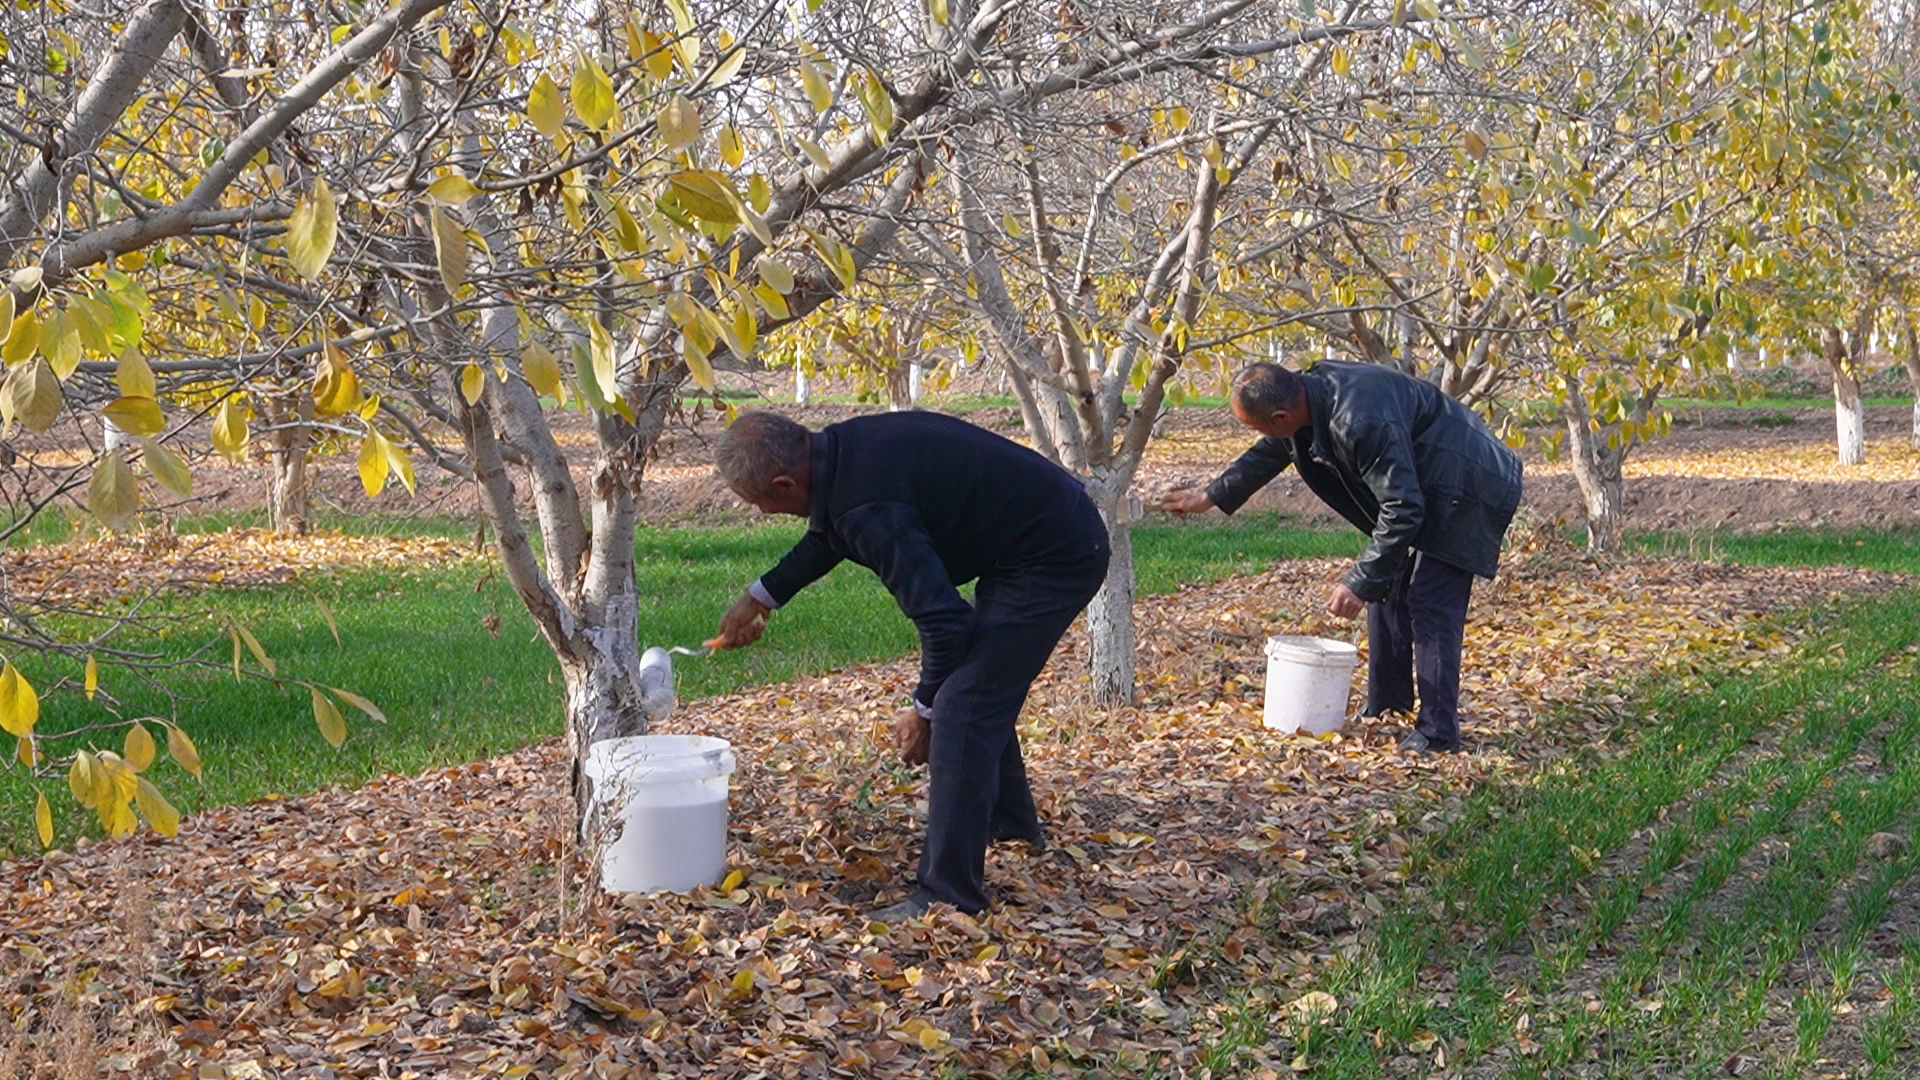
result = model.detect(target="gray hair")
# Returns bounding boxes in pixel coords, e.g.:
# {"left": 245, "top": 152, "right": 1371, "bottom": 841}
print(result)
{"left": 715, "top": 410, "right": 810, "bottom": 496}
{"left": 1230, "top": 362, "right": 1305, "bottom": 416}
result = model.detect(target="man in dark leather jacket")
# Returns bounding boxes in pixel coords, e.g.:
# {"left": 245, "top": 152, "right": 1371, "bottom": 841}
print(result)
{"left": 1156, "top": 361, "right": 1523, "bottom": 753}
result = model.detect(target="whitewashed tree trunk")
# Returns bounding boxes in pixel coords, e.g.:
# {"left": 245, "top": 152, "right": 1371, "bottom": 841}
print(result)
{"left": 908, "top": 360, "right": 923, "bottom": 404}
{"left": 1826, "top": 324, "right": 1865, "bottom": 466}
{"left": 263, "top": 392, "right": 312, "bottom": 535}
{"left": 102, "top": 416, "right": 128, "bottom": 454}
{"left": 1562, "top": 381, "right": 1627, "bottom": 553}
{"left": 794, "top": 366, "right": 810, "bottom": 404}
{"left": 1082, "top": 470, "right": 1136, "bottom": 707}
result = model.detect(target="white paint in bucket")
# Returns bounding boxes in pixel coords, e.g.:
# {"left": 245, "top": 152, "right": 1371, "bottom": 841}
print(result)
{"left": 1262, "top": 635, "right": 1360, "bottom": 735}
{"left": 583, "top": 734, "right": 737, "bottom": 894}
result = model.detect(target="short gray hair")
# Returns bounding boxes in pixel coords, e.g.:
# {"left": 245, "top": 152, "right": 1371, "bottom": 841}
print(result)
{"left": 1230, "top": 362, "right": 1305, "bottom": 415}
{"left": 715, "top": 410, "right": 810, "bottom": 496}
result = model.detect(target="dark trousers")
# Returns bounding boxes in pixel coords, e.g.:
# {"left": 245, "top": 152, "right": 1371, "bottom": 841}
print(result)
{"left": 1364, "top": 552, "right": 1476, "bottom": 749}
{"left": 917, "top": 544, "right": 1108, "bottom": 913}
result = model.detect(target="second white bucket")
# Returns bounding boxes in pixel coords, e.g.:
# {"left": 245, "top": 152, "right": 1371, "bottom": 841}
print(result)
{"left": 1262, "top": 635, "right": 1361, "bottom": 735}
{"left": 583, "top": 734, "right": 736, "bottom": 894}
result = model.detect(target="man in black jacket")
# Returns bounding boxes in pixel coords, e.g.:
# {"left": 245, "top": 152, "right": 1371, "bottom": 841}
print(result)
{"left": 1157, "top": 361, "right": 1523, "bottom": 753}
{"left": 711, "top": 410, "right": 1110, "bottom": 919}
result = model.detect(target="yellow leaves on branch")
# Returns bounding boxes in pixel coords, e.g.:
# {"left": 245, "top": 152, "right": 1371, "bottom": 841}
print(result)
{"left": 311, "top": 685, "right": 348, "bottom": 749}
{"left": 285, "top": 178, "right": 339, "bottom": 281}
{"left": 1, "top": 357, "right": 63, "bottom": 435}
{"left": 521, "top": 340, "right": 564, "bottom": 399}
{"left": 356, "top": 429, "right": 416, "bottom": 498}
{"left": 657, "top": 94, "right": 700, "bottom": 150}
{"left": 527, "top": 71, "right": 566, "bottom": 138}
{"left": 66, "top": 746, "right": 179, "bottom": 839}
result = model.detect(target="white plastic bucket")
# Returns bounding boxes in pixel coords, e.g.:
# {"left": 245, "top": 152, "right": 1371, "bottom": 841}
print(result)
{"left": 583, "top": 734, "right": 737, "bottom": 894}
{"left": 1262, "top": 635, "right": 1360, "bottom": 735}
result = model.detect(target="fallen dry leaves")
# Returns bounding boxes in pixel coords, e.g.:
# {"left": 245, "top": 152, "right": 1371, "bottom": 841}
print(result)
{"left": 0, "top": 547, "right": 1907, "bottom": 1078}
{"left": 0, "top": 528, "right": 485, "bottom": 608}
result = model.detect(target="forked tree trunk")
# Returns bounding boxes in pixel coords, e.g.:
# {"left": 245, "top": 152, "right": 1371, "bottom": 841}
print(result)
{"left": 1562, "top": 382, "right": 1627, "bottom": 554}
{"left": 1825, "top": 324, "right": 1865, "bottom": 466}
{"left": 1083, "top": 471, "right": 1137, "bottom": 707}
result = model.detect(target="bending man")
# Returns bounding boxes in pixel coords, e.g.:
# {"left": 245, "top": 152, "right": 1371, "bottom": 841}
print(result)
{"left": 712, "top": 410, "right": 1109, "bottom": 919}
{"left": 1157, "top": 361, "right": 1523, "bottom": 753}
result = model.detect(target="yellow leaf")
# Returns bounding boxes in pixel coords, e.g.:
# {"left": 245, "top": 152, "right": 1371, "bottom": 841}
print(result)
{"left": 103, "top": 395, "right": 165, "bottom": 437}
{"left": 231, "top": 619, "right": 275, "bottom": 678}
{"left": 718, "top": 124, "right": 744, "bottom": 168}
{"left": 658, "top": 94, "right": 700, "bottom": 151}
{"left": 0, "top": 292, "right": 11, "bottom": 345}
{"left": 35, "top": 791, "right": 52, "bottom": 848}
{"left": 116, "top": 348, "right": 156, "bottom": 398}
{"left": 1169, "top": 105, "right": 1191, "bottom": 131}
{"left": 720, "top": 868, "right": 745, "bottom": 892}
{"left": 0, "top": 662, "right": 39, "bottom": 737}
{"left": 642, "top": 30, "right": 675, "bottom": 80}
{"left": 40, "top": 308, "right": 80, "bottom": 377}
{"left": 134, "top": 777, "right": 180, "bottom": 836}
{"left": 326, "top": 685, "right": 388, "bottom": 724}
{"left": 1288, "top": 991, "right": 1339, "bottom": 1020}
{"left": 384, "top": 437, "right": 416, "bottom": 495}
{"left": 1331, "top": 47, "right": 1351, "bottom": 77}
{"left": 88, "top": 450, "right": 140, "bottom": 531}
{"left": 730, "top": 969, "right": 754, "bottom": 997}
{"left": 285, "top": 178, "right": 338, "bottom": 281}
{"left": 211, "top": 396, "right": 249, "bottom": 459}
{"left": 855, "top": 71, "right": 893, "bottom": 144}
{"left": 683, "top": 333, "right": 715, "bottom": 391}
{"left": 527, "top": 71, "right": 566, "bottom": 137}
{"left": 917, "top": 1026, "right": 945, "bottom": 1050}
{"left": 124, "top": 721, "right": 156, "bottom": 771}
{"left": 68, "top": 751, "right": 96, "bottom": 807}
{"left": 460, "top": 363, "right": 485, "bottom": 405}
{"left": 358, "top": 430, "right": 390, "bottom": 497}
{"left": 315, "top": 597, "right": 339, "bottom": 645}
{"left": 928, "top": 0, "right": 948, "bottom": 25}
{"left": 311, "top": 685, "right": 348, "bottom": 749}
{"left": 18, "top": 734, "right": 36, "bottom": 768}
{"left": 588, "top": 318, "right": 618, "bottom": 402}
{"left": 752, "top": 283, "right": 789, "bottom": 319}
{"left": 611, "top": 198, "right": 645, "bottom": 252}
{"left": 709, "top": 46, "right": 746, "bottom": 88}
{"left": 429, "top": 204, "right": 469, "bottom": 292}
{"left": 165, "top": 723, "right": 202, "bottom": 780}
{"left": 571, "top": 54, "right": 617, "bottom": 131}
{"left": 1463, "top": 129, "right": 1487, "bottom": 160}
{"left": 800, "top": 57, "right": 832, "bottom": 113}
{"left": 730, "top": 303, "right": 757, "bottom": 358}
{"left": 313, "top": 344, "right": 362, "bottom": 416}
{"left": 427, "top": 174, "right": 481, "bottom": 204}
{"left": 141, "top": 437, "right": 192, "bottom": 498}
{"left": 98, "top": 793, "right": 137, "bottom": 839}
{"left": 522, "top": 341, "right": 562, "bottom": 397}
{"left": 4, "top": 358, "right": 64, "bottom": 434}
{"left": 1, "top": 310, "right": 39, "bottom": 364}
{"left": 758, "top": 257, "right": 795, "bottom": 294}
{"left": 747, "top": 173, "right": 771, "bottom": 213}
{"left": 667, "top": 170, "right": 739, "bottom": 224}
{"left": 84, "top": 655, "right": 97, "bottom": 700}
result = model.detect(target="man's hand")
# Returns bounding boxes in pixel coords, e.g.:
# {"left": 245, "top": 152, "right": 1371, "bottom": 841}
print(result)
{"left": 1152, "top": 487, "right": 1214, "bottom": 517}
{"left": 1326, "top": 584, "right": 1366, "bottom": 620}
{"left": 714, "top": 593, "right": 771, "bottom": 649}
{"left": 893, "top": 707, "right": 931, "bottom": 766}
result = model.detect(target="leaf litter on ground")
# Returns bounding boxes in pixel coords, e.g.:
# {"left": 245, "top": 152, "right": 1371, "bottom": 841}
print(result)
{"left": 0, "top": 539, "right": 1907, "bottom": 1078}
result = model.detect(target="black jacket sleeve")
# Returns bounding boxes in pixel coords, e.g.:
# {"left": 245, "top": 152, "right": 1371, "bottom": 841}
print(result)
{"left": 1339, "top": 419, "right": 1425, "bottom": 601}
{"left": 757, "top": 531, "right": 844, "bottom": 606}
{"left": 838, "top": 502, "right": 973, "bottom": 708}
{"left": 1205, "top": 437, "right": 1295, "bottom": 515}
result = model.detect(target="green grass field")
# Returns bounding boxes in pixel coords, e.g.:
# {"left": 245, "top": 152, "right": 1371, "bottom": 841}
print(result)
{"left": 0, "top": 513, "right": 1360, "bottom": 854}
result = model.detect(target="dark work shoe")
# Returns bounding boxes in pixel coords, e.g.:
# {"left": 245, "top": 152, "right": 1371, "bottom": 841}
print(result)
{"left": 1399, "top": 730, "right": 1459, "bottom": 755}
{"left": 991, "top": 826, "right": 1049, "bottom": 853}
{"left": 869, "top": 889, "right": 933, "bottom": 923}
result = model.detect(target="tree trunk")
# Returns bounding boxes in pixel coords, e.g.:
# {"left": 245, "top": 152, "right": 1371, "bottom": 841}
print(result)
{"left": 1903, "top": 318, "right": 1919, "bottom": 448}
{"left": 264, "top": 392, "right": 312, "bottom": 535}
{"left": 886, "top": 365, "right": 910, "bottom": 410}
{"left": 794, "top": 366, "right": 810, "bottom": 405}
{"left": 1562, "top": 382, "right": 1626, "bottom": 553}
{"left": 561, "top": 586, "right": 649, "bottom": 836}
{"left": 1825, "top": 325, "right": 1865, "bottom": 466}
{"left": 1083, "top": 470, "right": 1136, "bottom": 707}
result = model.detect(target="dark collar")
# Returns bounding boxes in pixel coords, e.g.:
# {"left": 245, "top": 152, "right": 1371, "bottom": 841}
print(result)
{"left": 1300, "top": 367, "right": 1334, "bottom": 462}
{"left": 806, "top": 430, "right": 834, "bottom": 533}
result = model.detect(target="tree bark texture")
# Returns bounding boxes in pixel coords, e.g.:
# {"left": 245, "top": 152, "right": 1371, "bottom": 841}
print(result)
{"left": 1904, "top": 319, "right": 1920, "bottom": 447}
{"left": 1083, "top": 472, "right": 1138, "bottom": 707}
{"left": 264, "top": 393, "right": 313, "bottom": 536}
{"left": 1825, "top": 324, "right": 1865, "bottom": 466}
{"left": 1562, "top": 382, "right": 1626, "bottom": 553}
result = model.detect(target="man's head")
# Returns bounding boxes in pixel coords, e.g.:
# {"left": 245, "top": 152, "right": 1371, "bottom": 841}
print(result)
{"left": 1229, "top": 362, "right": 1310, "bottom": 439}
{"left": 715, "top": 411, "right": 812, "bottom": 516}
